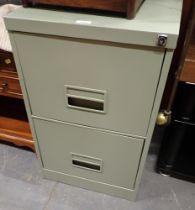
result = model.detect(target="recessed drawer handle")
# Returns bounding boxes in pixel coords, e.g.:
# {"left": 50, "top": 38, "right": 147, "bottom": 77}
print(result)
{"left": 68, "top": 96, "right": 104, "bottom": 111}
{"left": 65, "top": 85, "right": 107, "bottom": 114}
{"left": 72, "top": 159, "right": 101, "bottom": 171}
{"left": 71, "top": 153, "right": 102, "bottom": 172}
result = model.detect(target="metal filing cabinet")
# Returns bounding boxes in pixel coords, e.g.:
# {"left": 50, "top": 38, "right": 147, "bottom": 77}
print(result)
{"left": 4, "top": 0, "right": 182, "bottom": 200}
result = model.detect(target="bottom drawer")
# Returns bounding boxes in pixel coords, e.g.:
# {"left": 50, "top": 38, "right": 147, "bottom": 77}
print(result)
{"left": 33, "top": 118, "right": 144, "bottom": 190}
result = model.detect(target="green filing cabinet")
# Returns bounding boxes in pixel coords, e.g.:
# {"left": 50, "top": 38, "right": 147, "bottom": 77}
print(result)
{"left": 4, "top": 0, "right": 182, "bottom": 200}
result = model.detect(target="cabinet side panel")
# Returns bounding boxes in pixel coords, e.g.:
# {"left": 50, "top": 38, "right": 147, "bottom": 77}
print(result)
{"left": 8, "top": 32, "right": 44, "bottom": 166}
{"left": 133, "top": 50, "right": 174, "bottom": 199}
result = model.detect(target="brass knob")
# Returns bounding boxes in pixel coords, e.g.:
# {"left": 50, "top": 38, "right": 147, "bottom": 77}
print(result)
{"left": 4, "top": 58, "right": 12, "bottom": 65}
{"left": 156, "top": 112, "right": 169, "bottom": 125}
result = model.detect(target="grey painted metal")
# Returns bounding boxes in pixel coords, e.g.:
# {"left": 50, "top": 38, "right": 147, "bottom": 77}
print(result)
{"left": 5, "top": 0, "right": 182, "bottom": 200}
{"left": 4, "top": 0, "right": 182, "bottom": 49}
{"left": 33, "top": 118, "right": 144, "bottom": 191}
{"left": 8, "top": 33, "right": 44, "bottom": 167}
{"left": 133, "top": 50, "right": 175, "bottom": 199}
{"left": 13, "top": 32, "right": 165, "bottom": 137}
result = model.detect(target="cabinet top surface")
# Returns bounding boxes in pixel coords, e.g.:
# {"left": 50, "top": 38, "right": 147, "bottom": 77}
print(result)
{"left": 4, "top": 0, "right": 182, "bottom": 49}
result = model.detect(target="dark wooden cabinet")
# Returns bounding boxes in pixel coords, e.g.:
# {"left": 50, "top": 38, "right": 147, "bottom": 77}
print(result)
{"left": 21, "top": 0, "right": 144, "bottom": 19}
{"left": 180, "top": 27, "right": 195, "bottom": 83}
{"left": 0, "top": 50, "right": 16, "bottom": 71}
{"left": 0, "top": 49, "right": 34, "bottom": 151}
{"left": 160, "top": 0, "right": 194, "bottom": 109}
{"left": 0, "top": 70, "right": 23, "bottom": 99}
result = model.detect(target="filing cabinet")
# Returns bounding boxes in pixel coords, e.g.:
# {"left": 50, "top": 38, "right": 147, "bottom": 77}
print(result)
{"left": 4, "top": 0, "right": 182, "bottom": 200}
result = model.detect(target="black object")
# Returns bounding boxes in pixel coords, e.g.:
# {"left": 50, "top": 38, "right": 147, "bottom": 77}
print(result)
{"left": 158, "top": 82, "right": 195, "bottom": 182}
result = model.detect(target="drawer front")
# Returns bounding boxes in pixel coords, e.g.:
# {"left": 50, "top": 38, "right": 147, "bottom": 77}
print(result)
{"left": 0, "top": 51, "right": 16, "bottom": 72}
{"left": 33, "top": 118, "right": 144, "bottom": 189}
{"left": 15, "top": 33, "right": 165, "bottom": 137}
{"left": 0, "top": 73, "right": 22, "bottom": 99}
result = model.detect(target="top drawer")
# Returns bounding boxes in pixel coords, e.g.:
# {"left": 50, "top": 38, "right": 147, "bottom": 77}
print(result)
{"left": 14, "top": 33, "right": 165, "bottom": 137}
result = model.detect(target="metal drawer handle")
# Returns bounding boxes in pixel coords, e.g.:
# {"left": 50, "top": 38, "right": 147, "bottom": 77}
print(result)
{"left": 65, "top": 85, "right": 107, "bottom": 114}
{"left": 71, "top": 153, "right": 102, "bottom": 173}
{"left": 68, "top": 97, "right": 104, "bottom": 111}
{"left": 72, "top": 159, "right": 101, "bottom": 171}
{"left": 0, "top": 81, "right": 8, "bottom": 92}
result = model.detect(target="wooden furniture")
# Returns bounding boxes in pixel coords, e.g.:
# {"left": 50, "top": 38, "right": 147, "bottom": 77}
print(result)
{"left": 0, "top": 49, "right": 34, "bottom": 151}
{"left": 180, "top": 27, "right": 195, "bottom": 83}
{"left": 160, "top": 0, "right": 194, "bottom": 109}
{"left": 0, "top": 69, "right": 22, "bottom": 99}
{"left": 5, "top": 0, "right": 182, "bottom": 200}
{"left": 21, "top": 0, "right": 144, "bottom": 19}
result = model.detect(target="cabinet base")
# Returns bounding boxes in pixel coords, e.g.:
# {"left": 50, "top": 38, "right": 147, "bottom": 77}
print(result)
{"left": 43, "top": 168, "right": 137, "bottom": 201}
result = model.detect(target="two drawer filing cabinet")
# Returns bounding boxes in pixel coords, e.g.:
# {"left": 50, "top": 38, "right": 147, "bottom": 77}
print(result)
{"left": 4, "top": 0, "right": 182, "bottom": 200}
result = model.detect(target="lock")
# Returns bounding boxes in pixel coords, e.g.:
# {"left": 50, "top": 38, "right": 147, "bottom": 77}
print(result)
{"left": 157, "top": 34, "right": 168, "bottom": 47}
